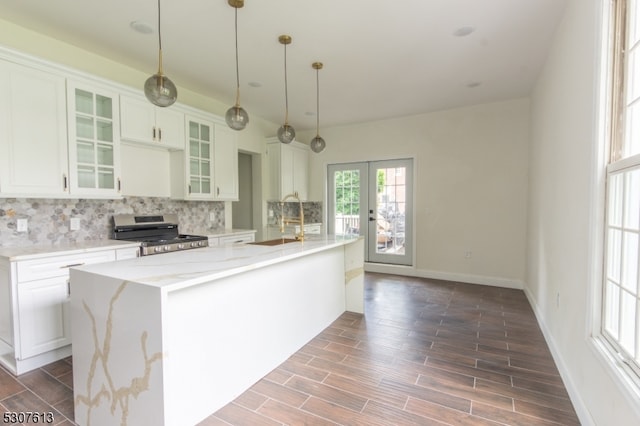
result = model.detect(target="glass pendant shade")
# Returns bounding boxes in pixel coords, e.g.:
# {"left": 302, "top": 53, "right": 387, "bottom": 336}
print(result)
{"left": 277, "top": 124, "right": 296, "bottom": 144}
{"left": 144, "top": 73, "right": 177, "bottom": 107}
{"left": 144, "top": 0, "right": 177, "bottom": 107}
{"left": 226, "top": 0, "right": 249, "bottom": 131}
{"left": 310, "top": 62, "right": 326, "bottom": 153}
{"left": 278, "top": 35, "right": 295, "bottom": 144}
{"left": 225, "top": 105, "right": 249, "bottom": 130}
{"left": 310, "top": 135, "right": 326, "bottom": 153}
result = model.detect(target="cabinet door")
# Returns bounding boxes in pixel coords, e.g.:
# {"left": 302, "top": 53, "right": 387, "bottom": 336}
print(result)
{"left": 214, "top": 125, "right": 239, "bottom": 200}
{"left": 119, "top": 95, "right": 156, "bottom": 144}
{"left": 185, "top": 116, "right": 214, "bottom": 200}
{"left": 67, "top": 81, "right": 121, "bottom": 196}
{"left": 120, "top": 95, "right": 185, "bottom": 150}
{"left": 292, "top": 145, "right": 309, "bottom": 200}
{"left": 17, "top": 276, "right": 71, "bottom": 359}
{"left": 155, "top": 107, "right": 185, "bottom": 150}
{"left": 0, "top": 61, "right": 68, "bottom": 195}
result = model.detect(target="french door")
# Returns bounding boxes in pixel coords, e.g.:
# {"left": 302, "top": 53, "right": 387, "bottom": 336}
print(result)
{"left": 328, "top": 159, "right": 413, "bottom": 265}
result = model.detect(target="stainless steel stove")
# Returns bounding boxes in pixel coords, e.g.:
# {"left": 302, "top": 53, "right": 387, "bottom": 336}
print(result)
{"left": 112, "top": 214, "right": 208, "bottom": 256}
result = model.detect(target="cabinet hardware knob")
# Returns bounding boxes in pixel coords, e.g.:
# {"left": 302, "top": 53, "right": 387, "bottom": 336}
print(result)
{"left": 153, "top": 126, "right": 156, "bottom": 140}
{"left": 63, "top": 174, "right": 68, "bottom": 191}
{"left": 158, "top": 128, "right": 162, "bottom": 141}
{"left": 117, "top": 178, "right": 121, "bottom": 192}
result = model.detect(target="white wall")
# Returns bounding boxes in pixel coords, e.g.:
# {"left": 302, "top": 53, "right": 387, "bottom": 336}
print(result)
{"left": 527, "top": 0, "right": 640, "bottom": 424}
{"left": 301, "top": 98, "right": 530, "bottom": 287}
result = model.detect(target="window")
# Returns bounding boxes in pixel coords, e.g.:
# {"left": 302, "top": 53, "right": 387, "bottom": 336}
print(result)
{"left": 603, "top": 0, "right": 640, "bottom": 383}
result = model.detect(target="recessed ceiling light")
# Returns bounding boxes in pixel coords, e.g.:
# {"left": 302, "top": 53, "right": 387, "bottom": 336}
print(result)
{"left": 453, "top": 26, "right": 475, "bottom": 37}
{"left": 130, "top": 20, "right": 154, "bottom": 35}
{"left": 248, "top": 81, "right": 262, "bottom": 88}
{"left": 466, "top": 81, "right": 482, "bottom": 88}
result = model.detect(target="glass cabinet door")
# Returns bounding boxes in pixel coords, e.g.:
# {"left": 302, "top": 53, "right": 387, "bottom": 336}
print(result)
{"left": 68, "top": 82, "right": 120, "bottom": 195}
{"left": 187, "top": 118, "right": 213, "bottom": 198}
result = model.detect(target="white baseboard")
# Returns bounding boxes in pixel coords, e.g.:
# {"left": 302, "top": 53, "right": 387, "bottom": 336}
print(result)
{"left": 364, "top": 263, "right": 524, "bottom": 289}
{"left": 522, "top": 286, "right": 594, "bottom": 426}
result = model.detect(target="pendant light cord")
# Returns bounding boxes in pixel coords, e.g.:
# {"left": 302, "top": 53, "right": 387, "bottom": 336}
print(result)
{"left": 284, "top": 43, "right": 289, "bottom": 124}
{"left": 316, "top": 67, "right": 320, "bottom": 136}
{"left": 234, "top": 7, "right": 241, "bottom": 106}
{"left": 156, "top": 0, "right": 163, "bottom": 75}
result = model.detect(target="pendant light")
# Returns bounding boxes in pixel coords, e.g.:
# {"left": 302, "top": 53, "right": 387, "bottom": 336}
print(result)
{"left": 310, "top": 62, "right": 326, "bottom": 153}
{"left": 225, "top": 0, "right": 249, "bottom": 130}
{"left": 277, "top": 35, "right": 296, "bottom": 144}
{"left": 144, "top": 0, "right": 178, "bottom": 107}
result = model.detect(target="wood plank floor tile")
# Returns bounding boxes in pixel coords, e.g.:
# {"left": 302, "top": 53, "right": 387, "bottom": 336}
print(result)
{"left": 5, "top": 272, "right": 581, "bottom": 426}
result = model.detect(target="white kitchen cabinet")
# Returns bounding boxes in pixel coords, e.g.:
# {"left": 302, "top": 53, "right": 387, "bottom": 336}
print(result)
{"left": 267, "top": 139, "right": 309, "bottom": 201}
{"left": 0, "top": 60, "right": 69, "bottom": 196}
{"left": 0, "top": 245, "right": 138, "bottom": 375}
{"left": 67, "top": 80, "right": 122, "bottom": 197}
{"left": 214, "top": 125, "right": 239, "bottom": 201}
{"left": 171, "top": 114, "right": 214, "bottom": 200}
{"left": 120, "top": 94, "right": 185, "bottom": 150}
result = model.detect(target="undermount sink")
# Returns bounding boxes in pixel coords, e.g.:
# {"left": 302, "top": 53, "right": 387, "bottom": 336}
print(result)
{"left": 248, "top": 238, "right": 300, "bottom": 246}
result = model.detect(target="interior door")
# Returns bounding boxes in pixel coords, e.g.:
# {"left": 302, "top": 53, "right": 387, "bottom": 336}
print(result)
{"left": 328, "top": 159, "right": 413, "bottom": 265}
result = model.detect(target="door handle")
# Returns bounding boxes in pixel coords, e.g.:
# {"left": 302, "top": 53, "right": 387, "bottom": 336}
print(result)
{"left": 369, "top": 217, "right": 376, "bottom": 222}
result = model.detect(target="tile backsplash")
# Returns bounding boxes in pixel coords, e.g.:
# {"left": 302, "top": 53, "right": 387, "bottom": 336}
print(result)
{"left": 267, "top": 201, "right": 323, "bottom": 225}
{"left": 0, "top": 197, "right": 225, "bottom": 248}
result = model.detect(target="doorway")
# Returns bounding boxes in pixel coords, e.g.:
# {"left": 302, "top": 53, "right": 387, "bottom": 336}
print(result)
{"left": 327, "top": 159, "right": 413, "bottom": 266}
{"left": 233, "top": 152, "right": 253, "bottom": 229}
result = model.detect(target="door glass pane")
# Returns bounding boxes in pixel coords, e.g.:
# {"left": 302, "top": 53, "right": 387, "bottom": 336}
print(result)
{"left": 97, "top": 167, "right": 114, "bottom": 189}
{"left": 201, "top": 142, "right": 210, "bottom": 159}
{"left": 374, "top": 166, "right": 406, "bottom": 255}
{"left": 201, "top": 178, "right": 211, "bottom": 194}
{"left": 97, "top": 144, "right": 114, "bottom": 166}
{"left": 76, "top": 116, "right": 94, "bottom": 140}
{"left": 201, "top": 124, "right": 210, "bottom": 141}
{"left": 189, "top": 121, "right": 199, "bottom": 139}
{"left": 76, "top": 141, "right": 95, "bottom": 164}
{"left": 190, "top": 159, "right": 200, "bottom": 176}
{"left": 333, "top": 170, "right": 361, "bottom": 236}
{"left": 77, "top": 166, "right": 95, "bottom": 188}
{"left": 190, "top": 179, "right": 200, "bottom": 194}
{"left": 96, "top": 119, "right": 113, "bottom": 142}
{"left": 190, "top": 140, "right": 200, "bottom": 157}
{"left": 95, "top": 95, "right": 112, "bottom": 119}
{"left": 621, "top": 289, "right": 637, "bottom": 355}
{"left": 201, "top": 160, "right": 210, "bottom": 177}
{"left": 75, "top": 89, "right": 93, "bottom": 115}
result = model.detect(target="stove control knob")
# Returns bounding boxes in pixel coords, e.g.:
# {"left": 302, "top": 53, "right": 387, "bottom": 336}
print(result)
{"left": 191, "top": 242, "right": 197, "bottom": 248}
{"left": 178, "top": 243, "right": 185, "bottom": 249}
{"left": 154, "top": 247, "right": 161, "bottom": 253}
{"left": 164, "top": 245, "right": 169, "bottom": 252}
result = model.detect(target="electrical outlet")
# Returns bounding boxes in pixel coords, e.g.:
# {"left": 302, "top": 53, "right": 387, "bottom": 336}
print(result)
{"left": 70, "top": 217, "right": 81, "bottom": 231}
{"left": 16, "top": 218, "right": 28, "bottom": 232}
{"left": 209, "top": 212, "right": 216, "bottom": 222}
{"left": 464, "top": 250, "right": 472, "bottom": 259}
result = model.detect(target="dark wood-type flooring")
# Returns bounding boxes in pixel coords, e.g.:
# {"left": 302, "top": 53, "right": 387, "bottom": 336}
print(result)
{"left": 0, "top": 273, "right": 580, "bottom": 425}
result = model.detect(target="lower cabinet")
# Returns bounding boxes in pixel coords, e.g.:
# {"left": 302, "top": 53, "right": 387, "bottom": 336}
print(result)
{"left": 0, "top": 245, "right": 138, "bottom": 375}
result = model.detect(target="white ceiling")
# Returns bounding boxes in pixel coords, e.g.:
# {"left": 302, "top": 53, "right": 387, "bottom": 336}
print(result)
{"left": 0, "top": 0, "right": 567, "bottom": 131}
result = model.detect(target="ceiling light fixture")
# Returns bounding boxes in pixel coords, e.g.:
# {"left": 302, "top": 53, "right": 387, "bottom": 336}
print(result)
{"left": 277, "top": 35, "right": 296, "bottom": 144}
{"left": 310, "top": 62, "right": 326, "bottom": 154}
{"left": 225, "top": 0, "right": 249, "bottom": 131}
{"left": 144, "top": 0, "right": 177, "bottom": 107}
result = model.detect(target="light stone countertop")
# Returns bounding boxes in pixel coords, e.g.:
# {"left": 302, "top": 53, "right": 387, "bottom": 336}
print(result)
{"left": 190, "top": 228, "right": 257, "bottom": 237}
{"left": 72, "top": 234, "right": 361, "bottom": 292}
{"left": 0, "top": 240, "right": 141, "bottom": 262}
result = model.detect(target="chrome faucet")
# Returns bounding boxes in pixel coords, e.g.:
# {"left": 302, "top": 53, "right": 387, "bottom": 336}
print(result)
{"left": 280, "top": 192, "right": 304, "bottom": 241}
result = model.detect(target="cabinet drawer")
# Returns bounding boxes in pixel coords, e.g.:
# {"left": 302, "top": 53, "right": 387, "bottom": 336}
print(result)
{"left": 218, "top": 233, "right": 255, "bottom": 245}
{"left": 17, "top": 250, "right": 116, "bottom": 282}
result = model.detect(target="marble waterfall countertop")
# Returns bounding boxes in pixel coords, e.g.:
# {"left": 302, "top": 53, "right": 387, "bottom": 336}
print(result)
{"left": 72, "top": 234, "right": 361, "bottom": 292}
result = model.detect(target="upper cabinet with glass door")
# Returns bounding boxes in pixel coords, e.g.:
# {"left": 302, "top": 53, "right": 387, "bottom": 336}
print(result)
{"left": 66, "top": 80, "right": 121, "bottom": 197}
{"left": 170, "top": 114, "right": 214, "bottom": 200}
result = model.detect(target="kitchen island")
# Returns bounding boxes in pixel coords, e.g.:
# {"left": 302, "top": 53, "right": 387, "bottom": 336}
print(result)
{"left": 69, "top": 235, "right": 364, "bottom": 426}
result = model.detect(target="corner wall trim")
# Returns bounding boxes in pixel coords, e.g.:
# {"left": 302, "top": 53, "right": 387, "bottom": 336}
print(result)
{"left": 363, "top": 263, "right": 524, "bottom": 289}
{"left": 522, "top": 286, "right": 594, "bottom": 426}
